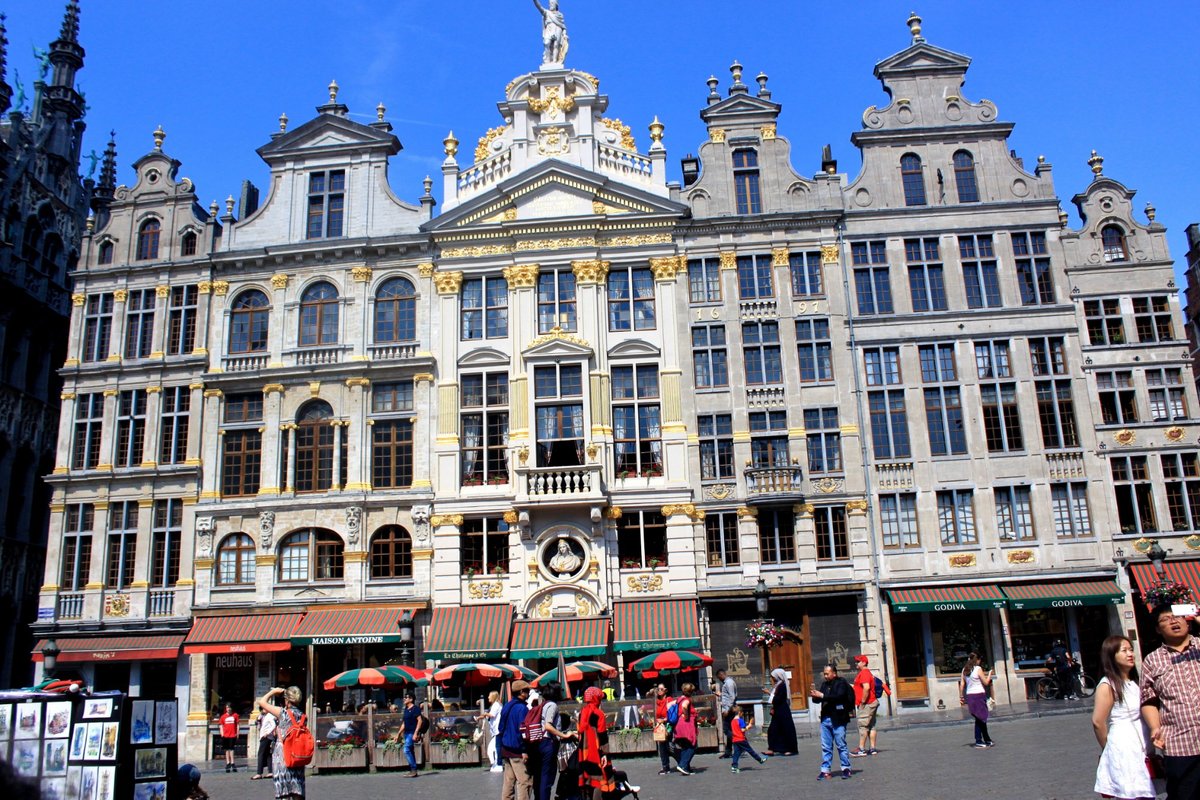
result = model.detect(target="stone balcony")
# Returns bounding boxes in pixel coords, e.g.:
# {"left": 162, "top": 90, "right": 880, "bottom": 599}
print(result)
{"left": 514, "top": 463, "right": 604, "bottom": 506}
{"left": 745, "top": 464, "right": 805, "bottom": 504}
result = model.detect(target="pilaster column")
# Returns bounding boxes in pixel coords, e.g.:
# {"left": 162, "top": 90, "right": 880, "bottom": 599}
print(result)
{"left": 208, "top": 281, "right": 230, "bottom": 367}
{"left": 719, "top": 250, "right": 738, "bottom": 305}
{"left": 284, "top": 424, "right": 298, "bottom": 493}
{"left": 199, "top": 389, "right": 223, "bottom": 498}
{"left": 96, "top": 389, "right": 119, "bottom": 471}
{"left": 109, "top": 289, "right": 128, "bottom": 363}
{"left": 193, "top": 282, "right": 214, "bottom": 359}
{"left": 269, "top": 273, "right": 289, "bottom": 367}
{"left": 504, "top": 264, "right": 539, "bottom": 460}
{"left": 186, "top": 383, "right": 205, "bottom": 465}
{"left": 661, "top": 504, "right": 703, "bottom": 595}
{"left": 65, "top": 293, "right": 86, "bottom": 366}
{"left": 259, "top": 384, "right": 285, "bottom": 494}
{"left": 53, "top": 393, "right": 77, "bottom": 473}
{"left": 350, "top": 266, "right": 372, "bottom": 360}
{"left": 141, "top": 386, "right": 163, "bottom": 468}
{"left": 331, "top": 421, "right": 344, "bottom": 489}
{"left": 150, "top": 285, "right": 169, "bottom": 357}
{"left": 412, "top": 374, "right": 435, "bottom": 489}
{"left": 573, "top": 260, "right": 610, "bottom": 444}
{"left": 737, "top": 506, "right": 760, "bottom": 569}
{"left": 344, "top": 379, "right": 370, "bottom": 490}
{"left": 184, "top": 653, "right": 210, "bottom": 762}
{"left": 132, "top": 498, "right": 156, "bottom": 599}
{"left": 432, "top": 270, "right": 462, "bottom": 497}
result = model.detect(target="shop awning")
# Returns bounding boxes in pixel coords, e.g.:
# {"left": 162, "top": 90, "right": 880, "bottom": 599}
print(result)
{"left": 612, "top": 599, "right": 701, "bottom": 652}
{"left": 1002, "top": 579, "right": 1125, "bottom": 610}
{"left": 423, "top": 604, "right": 513, "bottom": 661}
{"left": 1130, "top": 559, "right": 1200, "bottom": 606}
{"left": 290, "top": 606, "right": 418, "bottom": 646}
{"left": 886, "top": 584, "right": 1006, "bottom": 613}
{"left": 509, "top": 618, "right": 610, "bottom": 660}
{"left": 183, "top": 612, "right": 305, "bottom": 654}
{"left": 32, "top": 634, "right": 185, "bottom": 663}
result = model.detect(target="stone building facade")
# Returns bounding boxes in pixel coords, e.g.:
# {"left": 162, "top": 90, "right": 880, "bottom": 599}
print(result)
{"left": 33, "top": 13, "right": 1200, "bottom": 758}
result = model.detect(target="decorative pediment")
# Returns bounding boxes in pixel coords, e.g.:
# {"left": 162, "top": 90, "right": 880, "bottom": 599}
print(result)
{"left": 874, "top": 43, "right": 972, "bottom": 76}
{"left": 522, "top": 328, "right": 594, "bottom": 359}
{"left": 458, "top": 347, "right": 510, "bottom": 368}
{"left": 257, "top": 114, "right": 400, "bottom": 160}
{"left": 607, "top": 339, "right": 661, "bottom": 359}
{"left": 700, "top": 93, "right": 781, "bottom": 125}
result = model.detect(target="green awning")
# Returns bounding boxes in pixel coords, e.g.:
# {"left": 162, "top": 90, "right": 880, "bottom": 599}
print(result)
{"left": 612, "top": 599, "right": 701, "bottom": 652}
{"left": 423, "top": 604, "right": 513, "bottom": 660}
{"left": 1002, "top": 580, "right": 1125, "bottom": 611}
{"left": 886, "top": 584, "right": 1007, "bottom": 613}
{"left": 509, "top": 618, "right": 609, "bottom": 660}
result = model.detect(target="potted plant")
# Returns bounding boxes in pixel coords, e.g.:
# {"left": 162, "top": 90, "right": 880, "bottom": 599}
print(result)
{"left": 464, "top": 565, "right": 478, "bottom": 580}
{"left": 492, "top": 564, "right": 506, "bottom": 578}
{"left": 621, "top": 559, "right": 640, "bottom": 569}
{"left": 1145, "top": 581, "right": 1194, "bottom": 608}
{"left": 647, "top": 556, "right": 664, "bottom": 570}
{"left": 373, "top": 736, "right": 424, "bottom": 770}
{"left": 745, "top": 621, "right": 785, "bottom": 649}
{"left": 695, "top": 715, "right": 719, "bottom": 749}
{"left": 314, "top": 735, "right": 367, "bottom": 770}
{"left": 487, "top": 474, "right": 508, "bottom": 485}
{"left": 428, "top": 731, "right": 481, "bottom": 767}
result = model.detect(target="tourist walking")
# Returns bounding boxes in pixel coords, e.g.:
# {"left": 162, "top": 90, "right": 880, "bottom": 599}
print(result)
{"left": 811, "top": 664, "right": 854, "bottom": 780}
{"left": 764, "top": 668, "right": 797, "bottom": 756}
{"left": 652, "top": 684, "right": 673, "bottom": 775}
{"left": 499, "top": 680, "right": 534, "bottom": 800}
{"left": 577, "top": 687, "right": 609, "bottom": 799}
{"left": 716, "top": 668, "right": 738, "bottom": 758}
{"left": 214, "top": 703, "right": 240, "bottom": 773}
{"left": 672, "top": 683, "right": 699, "bottom": 775}
{"left": 958, "top": 653, "right": 995, "bottom": 748}
{"left": 1092, "top": 635, "right": 1155, "bottom": 800}
{"left": 393, "top": 692, "right": 427, "bottom": 778}
{"left": 257, "top": 686, "right": 306, "bottom": 799}
{"left": 1140, "top": 604, "right": 1200, "bottom": 800}
{"left": 251, "top": 706, "right": 276, "bottom": 780}
{"left": 481, "top": 690, "right": 504, "bottom": 772}
{"left": 850, "top": 655, "right": 889, "bottom": 757}
{"left": 728, "top": 704, "right": 767, "bottom": 772}
{"left": 536, "top": 682, "right": 574, "bottom": 800}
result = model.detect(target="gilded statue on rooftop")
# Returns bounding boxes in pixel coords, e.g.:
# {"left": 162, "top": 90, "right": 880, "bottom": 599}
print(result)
{"left": 532, "top": 0, "right": 568, "bottom": 65}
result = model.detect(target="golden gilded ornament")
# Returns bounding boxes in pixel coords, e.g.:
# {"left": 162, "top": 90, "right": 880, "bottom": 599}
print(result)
{"left": 475, "top": 125, "right": 508, "bottom": 163}
{"left": 433, "top": 271, "right": 464, "bottom": 294}
{"left": 503, "top": 264, "right": 540, "bottom": 289}
{"left": 600, "top": 117, "right": 636, "bottom": 151}
{"left": 572, "top": 259, "right": 611, "bottom": 285}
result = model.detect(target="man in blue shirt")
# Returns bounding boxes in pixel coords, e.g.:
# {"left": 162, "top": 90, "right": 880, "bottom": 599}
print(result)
{"left": 498, "top": 680, "right": 532, "bottom": 800}
{"left": 400, "top": 693, "right": 427, "bottom": 778}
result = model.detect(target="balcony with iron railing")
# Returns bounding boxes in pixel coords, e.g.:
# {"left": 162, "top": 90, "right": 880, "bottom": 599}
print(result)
{"left": 745, "top": 464, "right": 805, "bottom": 504}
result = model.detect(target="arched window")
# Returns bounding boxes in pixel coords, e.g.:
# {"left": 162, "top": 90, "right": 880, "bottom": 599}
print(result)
{"left": 21, "top": 217, "right": 42, "bottom": 264}
{"left": 900, "top": 154, "right": 926, "bottom": 206}
{"left": 136, "top": 219, "right": 161, "bottom": 261}
{"left": 97, "top": 241, "right": 114, "bottom": 265}
{"left": 369, "top": 526, "right": 413, "bottom": 579}
{"left": 1102, "top": 225, "right": 1128, "bottom": 262}
{"left": 295, "top": 400, "right": 335, "bottom": 493}
{"left": 180, "top": 231, "right": 198, "bottom": 257}
{"left": 278, "top": 528, "right": 343, "bottom": 582}
{"left": 953, "top": 150, "right": 979, "bottom": 203}
{"left": 374, "top": 277, "right": 417, "bottom": 343}
{"left": 216, "top": 533, "right": 255, "bottom": 586}
{"left": 40, "top": 233, "right": 63, "bottom": 277}
{"left": 229, "top": 289, "right": 270, "bottom": 353}
{"left": 299, "top": 281, "right": 339, "bottom": 346}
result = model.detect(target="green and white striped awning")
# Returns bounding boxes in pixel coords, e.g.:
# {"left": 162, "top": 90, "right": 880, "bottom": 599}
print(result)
{"left": 886, "top": 584, "right": 1007, "bottom": 613}
{"left": 423, "top": 604, "right": 513, "bottom": 661}
{"left": 1001, "top": 580, "right": 1125, "bottom": 611}
{"left": 612, "top": 599, "right": 701, "bottom": 652}
{"left": 509, "top": 618, "right": 610, "bottom": 660}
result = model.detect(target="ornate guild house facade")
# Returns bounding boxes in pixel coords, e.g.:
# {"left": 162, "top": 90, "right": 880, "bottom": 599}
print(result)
{"left": 33, "top": 10, "right": 1200, "bottom": 759}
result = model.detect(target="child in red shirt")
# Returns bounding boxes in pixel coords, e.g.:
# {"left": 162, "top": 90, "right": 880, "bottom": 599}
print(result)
{"left": 214, "top": 704, "right": 240, "bottom": 772}
{"left": 729, "top": 704, "right": 768, "bottom": 772}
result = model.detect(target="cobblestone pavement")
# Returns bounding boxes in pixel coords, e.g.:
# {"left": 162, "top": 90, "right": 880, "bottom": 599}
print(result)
{"left": 198, "top": 710, "right": 1107, "bottom": 800}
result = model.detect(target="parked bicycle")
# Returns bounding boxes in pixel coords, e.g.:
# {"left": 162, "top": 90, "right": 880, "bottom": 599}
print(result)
{"left": 1035, "top": 668, "right": 1095, "bottom": 700}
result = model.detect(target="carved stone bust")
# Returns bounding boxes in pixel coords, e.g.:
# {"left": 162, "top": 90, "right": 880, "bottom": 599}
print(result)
{"left": 545, "top": 537, "right": 583, "bottom": 577}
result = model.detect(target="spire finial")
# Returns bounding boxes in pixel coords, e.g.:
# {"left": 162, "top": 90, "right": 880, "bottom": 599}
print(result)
{"left": 328, "top": 79, "right": 339, "bottom": 103}
{"left": 225, "top": 195, "right": 236, "bottom": 216}
{"left": 153, "top": 125, "right": 165, "bottom": 151}
{"left": 209, "top": 199, "right": 220, "bottom": 219}
{"left": 0, "top": 13, "right": 8, "bottom": 81}
{"left": 756, "top": 71, "right": 771, "bottom": 99}
{"left": 422, "top": 176, "right": 433, "bottom": 197}
{"left": 1088, "top": 149, "right": 1104, "bottom": 177}
{"left": 279, "top": 112, "right": 288, "bottom": 133}
{"left": 706, "top": 75, "right": 720, "bottom": 102}
{"left": 729, "top": 60, "right": 746, "bottom": 94}
{"left": 376, "top": 102, "right": 386, "bottom": 122}
{"left": 648, "top": 116, "right": 665, "bottom": 144}
{"left": 97, "top": 131, "right": 117, "bottom": 194}
{"left": 907, "top": 11, "right": 924, "bottom": 43}
{"left": 1145, "top": 203, "right": 1156, "bottom": 222}
{"left": 444, "top": 131, "right": 459, "bottom": 158}
{"left": 59, "top": 1, "right": 81, "bottom": 43}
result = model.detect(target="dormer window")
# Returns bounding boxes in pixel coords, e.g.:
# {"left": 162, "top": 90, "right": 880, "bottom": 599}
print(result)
{"left": 953, "top": 150, "right": 979, "bottom": 203}
{"left": 1102, "top": 225, "right": 1128, "bottom": 262}
{"left": 732, "top": 149, "right": 762, "bottom": 214}
{"left": 136, "top": 219, "right": 161, "bottom": 261}
{"left": 97, "top": 241, "right": 114, "bottom": 265}
{"left": 901, "top": 154, "right": 926, "bottom": 206}
{"left": 180, "top": 231, "right": 198, "bottom": 257}
{"left": 307, "top": 170, "right": 345, "bottom": 239}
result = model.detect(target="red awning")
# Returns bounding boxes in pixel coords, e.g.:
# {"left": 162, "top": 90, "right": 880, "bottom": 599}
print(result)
{"left": 32, "top": 634, "right": 185, "bottom": 663}
{"left": 290, "top": 606, "right": 419, "bottom": 646}
{"left": 184, "top": 613, "right": 304, "bottom": 654}
{"left": 612, "top": 599, "right": 701, "bottom": 652}
{"left": 1130, "top": 559, "right": 1200, "bottom": 606}
{"left": 423, "top": 604, "right": 513, "bottom": 660}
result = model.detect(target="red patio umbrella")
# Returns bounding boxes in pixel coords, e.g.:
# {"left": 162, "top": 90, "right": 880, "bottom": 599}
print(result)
{"left": 531, "top": 660, "right": 618, "bottom": 687}
{"left": 322, "top": 665, "right": 431, "bottom": 690}
{"left": 626, "top": 650, "right": 713, "bottom": 679}
{"left": 431, "top": 663, "right": 536, "bottom": 687}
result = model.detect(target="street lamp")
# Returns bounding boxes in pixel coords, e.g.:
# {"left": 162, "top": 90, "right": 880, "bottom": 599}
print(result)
{"left": 1147, "top": 541, "right": 1168, "bottom": 584}
{"left": 753, "top": 577, "right": 770, "bottom": 620}
{"left": 397, "top": 612, "right": 415, "bottom": 667}
{"left": 42, "top": 638, "right": 60, "bottom": 680}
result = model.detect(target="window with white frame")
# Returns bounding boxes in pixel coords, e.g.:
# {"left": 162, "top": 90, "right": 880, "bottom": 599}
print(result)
{"left": 613, "top": 365, "right": 662, "bottom": 477}
{"left": 608, "top": 266, "right": 655, "bottom": 331}
{"left": 1012, "top": 231, "right": 1055, "bottom": 305}
{"left": 869, "top": 389, "right": 911, "bottom": 459}
{"left": 124, "top": 288, "right": 155, "bottom": 359}
{"left": 879, "top": 493, "right": 918, "bottom": 548}
{"left": 687, "top": 257, "right": 722, "bottom": 304}
{"left": 462, "top": 276, "right": 509, "bottom": 340}
{"left": 804, "top": 407, "right": 842, "bottom": 474}
{"left": 82, "top": 292, "right": 114, "bottom": 362}
{"left": 298, "top": 282, "right": 339, "bottom": 346}
{"left": 216, "top": 533, "right": 255, "bottom": 586}
{"left": 864, "top": 347, "right": 901, "bottom": 387}
{"left": 115, "top": 389, "right": 147, "bottom": 468}
{"left": 1162, "top": 453, "right": 1200, "bottom": 533}
{"left": 461, "top": 517, "right": 509, "bottom": 575}
{"left": 692, "top": 324, "right": 728, "bottom": 389}
{"left": 749, "top": 410, "right": 788, "bottom": 468}
{"left": 537, "top": 269, "right": 577, "bottom": 333}
{"left": 222, "top": 393, "right": 262, "bottom": 497}
{"left": 106, "top": 502, "right": 137, "bottom": 590}
{"left": 72, "top": 393, "right": 104, "bottom": 470}
{"left": 796, "top": 318, "right": 832, "bottom": 382}
{"left": 306, "top": 170, "right": 345, "bottom": 239}
{"left": 1147, "top": 368, "right": 1188, "bottom": 421}
{"left": 1111, "top": 456, "right": 1157, "bottom": 535}
{"left": 920, "top": 343, "right": 966, "bottom": 456}
{"left": 995, "top": 486, "right": 1035, "bottom": 541}
{"left": 1084, "top": 298, "right": 1125, "bottom": 345}
{"left": 167, "top": 284, "right": 198, "bottom": 355}
{"left": 1097, "top": 370, "right": 1138, "bottom": 425}
{"left": 959, "top": 234, "right": 1001, "bottom": 308}
{"left": 814, "top": 506, "right": 849, "bottom": 561}
{"left": 742, "top": 321, "right": 782, "bottom": 384}
{"left": 1101, "top": 225, "right": 1127, "bottom": 262}
{"left": 534, "top": 363, "right": 584, "bottom": 467}
{"left": 905, "top": 238, "right": 946, "bottom": 312}
{"left": 151, "top": 498, "right": 183, "bottom": 587}
{"left": 698, "top": 413, "right": 734, "bottom": 480}
{"left": 705, "top": 511, "right": 740, "bottom": 568}
{"left": 1030, "top": 336, "right": 1078, "bottom": 449}
{"left": 461, "top": 373, "right": 509, "bottom": 485}
{"left": 159, "top": 386, "right": 190, "bottom": 465}
{"left": 937, "top": 489, "right": 976, "bottom": 545}
{"left": 372, "top": 380, "right": 415, "bottom": 489}
{"left": 758, "top": 507, "right": 795, "bottom": 564}
{"left": 1133, "top": 296, "right": 1175, "bottom": 342}
{"left": 976, "top": 341, "right": 1022, "bottom": 453}
{"left": 737, "top": 254, "right": 774, "bottom": 300}
{"left": 1050, "top": 482, "right": 1092, "bottom": 539}
{"left": 60, "top": 503, "right": 94, "bottom": 590}
{"left": 789, "top": 251, "right": 823, "bottom": 296}
{"left": 852, "top": 241, "right": 893, "bottom": 315}
{"left": 617, "top": 510, "right": 668, "bottom": 569}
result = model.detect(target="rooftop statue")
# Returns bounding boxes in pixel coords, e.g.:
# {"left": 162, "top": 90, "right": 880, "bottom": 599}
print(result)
{"left": 532, "top": 0, "right": 568, "bottom": 66}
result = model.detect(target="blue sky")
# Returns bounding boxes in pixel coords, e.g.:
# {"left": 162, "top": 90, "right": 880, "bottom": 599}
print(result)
{"left": 7, "top": 1, "right": 1200, "bottom": 275}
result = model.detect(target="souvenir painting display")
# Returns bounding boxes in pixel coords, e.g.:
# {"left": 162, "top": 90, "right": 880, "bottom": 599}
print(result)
{"left": 41, "top": 778, "right": 67, "bottom": 800}
{"left": 153, "top": 701, "right": 176, "bottom": 745}
{"left": 130, "top": 697, "right": 177, "bottom": 800}
{"left": 82, "top": 698, "right": 113, "bottom": 720}
{"left": 14, "top": 703, "right": 42, "bottom": 739}
{"left": 43, "top": 738, "right": 68, "bottom": 775}
{"left": 0, "top": 704, "right": 12, "bottom": 739}
{"left": 83, "top": 722, "right": 102, "bottom": 760}
{"left": 65, "top": 766, "right": 82, "bottom": 797}
{"left": 43, "top": 701, "right": 71, "bottom": 739}
{"left": 12, "top": 737, "right": 40, "bottom": 777}
{"left": 133, "top": 747, "right": 167, "bottom": 779}
{"left": 133, "top": 781, "right": 167, "bottom": 800}
{"left": 130, "top": 700, "right": 153, "bottom": 745}
{"left": 96, "top": 765, "right": 116, "bottom": 800}
{"left": 69, "top": 724, "right": 87, "bottom": 760}
{"left": 79, "top": 765, "right": 98, "bottom": 800}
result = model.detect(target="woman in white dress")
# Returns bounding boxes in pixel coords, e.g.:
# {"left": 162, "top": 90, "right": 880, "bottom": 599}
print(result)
{"left": 1092, "top": 635, "right": 1155, "bottom": 799}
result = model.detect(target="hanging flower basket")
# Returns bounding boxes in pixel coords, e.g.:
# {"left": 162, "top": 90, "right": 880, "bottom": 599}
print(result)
{"left": 1145, "top": 581, "right": 1194, "bottom": 608}
{"left": 745, "top": 621, "right": 785, "bottom": 649}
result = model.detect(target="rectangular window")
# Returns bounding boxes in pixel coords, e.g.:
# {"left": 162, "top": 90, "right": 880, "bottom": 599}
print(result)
{"left": 758, "top": 507, "right": 795, "bottom": 564}
{"left": 461, "top": 276, "right": 509, "bottom": 340}
{"left": 736, "top": 254, "right": 774, "bottom": 300}
{"left": 704, "top": 511, "right": 740, "bottom": 568}
{"left": 82, "top": 293, "right": 114, "bottom": 362}
{"left": 461, "top": 373, "right": 509, "bottom": 484}
{"left": 1029, "top": 337, "right": 1068, "bottom": 376}
{"left": 864, "top": 347, "right": 901, "bottom": 386}
{"left": 221, "top": 429, "right": 262, "bottom": 497}
{"left": 796, "top": 318, "right": 832, "bottom": 382}
{"left": 537, "top": 270, "right": 577, "bottom": 333}
{"left": 1147, "top": 368, "right": 1188, "bottom": 421}
{"left": 224, "top": 393, "right": 264, "bottom": 424}
{"left": 167, "top": 285, "right": 198, "bottom": 355}
{"left": 980, "top": 383, "right": 1022, "bottom": 453}
{"left": 151, "top": 498, "right": 182, "bottom": 587}
{"left": 461, "top": 517, "right": 509, "bottom": 575}
{"left": 789, "top": 251, "right": 823, "bottom": 296}
{"left": 804, "top": 407, "right": 842, "bottom": 474}
{"left": 687, "top": 258, "right": 722, "bottom": 304}
{"left": 372, "top": 381, "right": 415, "bottom": 413}
{"left": 869, "top": 390, "right": 911, "bottom": 459}
{"left": 534, "top": 363, "right": 585, "bottom": 467}
{"left": 743, "top": 321, "right": 782, "bottom": 384}
{"left": 692, "top": 324, "right": 728, "bottom": 389}
{"left": 1051, "top": 482, "right": 1092, "bottom": 539}
{"left": 60, "top": 504, "right": 94, "bottom": 590}
{"left": 1036, "top": 379, "right": 1079, "bottom": 449}
{"left": 937, "top": 489, "right": 976, "bottom": 545}
{"left": 372, "top": 420, "right": 413, "bottom": 489}
{"left": 613, "top": 365, "right": 662, "bottom": 477}
{"left": 732, "top": 149, "right": 762, "bottom": 214}
{"left": 905, "top": 238, "right": 947, "bottom": 312}
{"left": 306, "top": 169, "right": 345, "bottom": 239}
{"left": 920, "top": 344, "right": 966, "bottom": 456}
{"left": 814, "top": 506, "right": 849, "bottom": 561}
{"left": 959, "top": 235, "right": 1001, "bottom": 309}
{"left": 1012, "top": 231, "right": 1055, "bottom": 305}
{"left": 1112, "top": 456, "right": 1157, "bottom": 535}
{"left": 1133, "top": 296, "right": 1176, "bottom": 342}
{"left": 123, "top": 288, "right": 155, "bottom": 359}
{"left": 106, "top": 502, "right": 138, "bottom": 590}
{"left": 159, "top": 386, "right": 190, "bottom": 465}
{"left": 114, "top": 389, "right": 147, "bottom": 468}
{"left": 995, "top": 486, "right": 1035, "bottom": 541}
{"left": 698, "top": 413, "right": 734, "bottom": 480}
{"left": 617, "top": 510, "right": 669, "bottom": 568}
{"left": 750, "top": 410, "right": 788, "bottom": 468}
{"left": 879, "top": 493, "right": 918, "bottom": 548}
{"left": 609, "top": 266, "right": 655, "bottom": 331}
{"left": 1162, "top": 453, "right": 1200, "bottom": 532}
{"left": 1084, "top": 298, "right": 1125, "bottom": 346}
{"left": 1097, "top": 370, "right": 1138, "bottom": 425}
{"left": 851, "top": 241, "right": 892, "bottom": 315}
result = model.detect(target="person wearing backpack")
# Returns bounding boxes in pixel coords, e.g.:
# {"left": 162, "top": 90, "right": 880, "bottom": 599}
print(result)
{"left": 499, "top": 680, "right": 534, "bottom": 800}
{"left": 393, "top": 692, "right": 428, "bottom": 778}
{"left": 257, "top": 686, "right": 308, "bottom": 799}
{"left": 850, "top": 655, "right": 890, "bottom": 757}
